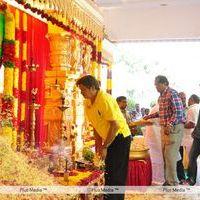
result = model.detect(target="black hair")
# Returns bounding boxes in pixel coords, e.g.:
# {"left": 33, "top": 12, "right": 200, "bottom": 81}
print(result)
{"left": 116, "top": 96, "right": 127, "bottom": 102}
{"left": 76, "top": 75, "right": 100, "bottom": 90}
{"left": 190, "top": 94, "right": 200, "bottom": 104}
{"left": 155, "top": 75, "right": 169, "bottom": 86}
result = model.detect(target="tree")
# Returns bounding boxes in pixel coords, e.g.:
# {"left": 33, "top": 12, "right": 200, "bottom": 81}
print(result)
{"left": 126, "top": 89, "right": 136, "bottom": 110}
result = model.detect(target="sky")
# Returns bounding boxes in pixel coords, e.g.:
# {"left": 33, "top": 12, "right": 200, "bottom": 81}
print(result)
{"left": 111, "top": 41, "right": 200, "bottom": 108}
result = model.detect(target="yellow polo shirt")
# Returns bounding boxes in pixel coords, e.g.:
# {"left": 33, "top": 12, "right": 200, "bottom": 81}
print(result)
{"left": 84, "top": 90, "right": 131, "bottom": 141}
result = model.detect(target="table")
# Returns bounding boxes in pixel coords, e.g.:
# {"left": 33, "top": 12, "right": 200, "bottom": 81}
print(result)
{"left": 126, "top": 157, "right": 152, "bottom": 186}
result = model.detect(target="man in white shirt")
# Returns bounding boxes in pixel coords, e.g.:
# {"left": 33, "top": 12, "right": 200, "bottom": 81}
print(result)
{"left": 185, "top": 94, "right": 200, "bottom": 185}
{"left": 135, "top": 103, "right": 142, "bottom": 120}
{"left": 184, "top": 94, "right": 200, "bottom": 155}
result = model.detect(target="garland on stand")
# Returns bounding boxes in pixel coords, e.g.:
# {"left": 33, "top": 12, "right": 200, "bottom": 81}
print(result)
{"left": 1, "top": 6, "right": 17, "bottom": 149}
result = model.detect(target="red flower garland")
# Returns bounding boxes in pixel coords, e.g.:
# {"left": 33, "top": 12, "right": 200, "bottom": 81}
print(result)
{"left": 78, "top": 170, "right": 103, "bottom": 186}
{"left": 2, "top": 40, "right": 15, "bottom": 67}
{"left": 0, "top": 2, "right": 7, "bottom": 11}
{"left": 1, "top": 97, "right": 14, "bottom": 127}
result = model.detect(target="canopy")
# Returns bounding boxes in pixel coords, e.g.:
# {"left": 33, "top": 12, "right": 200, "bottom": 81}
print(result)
{"left": 95, "top": 0, "right": 200, "bottom": 42}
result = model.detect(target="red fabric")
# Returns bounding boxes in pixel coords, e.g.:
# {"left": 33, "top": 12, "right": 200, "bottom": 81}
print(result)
{"left": 26, "top": 16, "right": 49, "bottom": 147}
{"left": 126, "top": 157, "right": 152, "bottom": 186}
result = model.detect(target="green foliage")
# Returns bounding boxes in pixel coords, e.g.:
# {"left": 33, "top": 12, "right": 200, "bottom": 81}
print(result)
{"left": 4, "top": 61, "right": 14, "bottom": 68}
{"left": 1, "top": 119, "right": 13, "bottom": 128}
{"left": 132, "top": 126, "right": 143, "bottom": 136}
{"left": 3, "top": 39, "right": 15, "bottom": 44}
{"left": 126, "top": 89, "right": 136, "bottom": 110}
{"left": 127, "top": 99, "right": 135, "bottom": 111}
{"left": 82, "top": 147, "right": 94, "bottom": 162}
{"left": 3, "top": 95, "right": 14, "bottom": 101}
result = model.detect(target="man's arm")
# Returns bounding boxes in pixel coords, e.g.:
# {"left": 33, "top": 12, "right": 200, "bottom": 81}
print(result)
{"left": 184, "top": 109, "right": 196, "bottom": 129}
{"left": 93, "top": 129, "right": 103, "bottom": 154}
{"left": 143, "top": 112, "right": 159, "bottom": 120}
{"left": 102, "top": 120, "right": 119, "bottom": 148}
{"left": 170, "top": 92, "right": 184, "bottom": 126}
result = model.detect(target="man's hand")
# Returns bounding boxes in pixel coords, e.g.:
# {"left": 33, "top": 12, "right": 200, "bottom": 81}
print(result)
{"left": 99, "top": 147, "right": 107, "bottom": 160}
{"left": 102, "top": 147, "right": 107, "bottom": 160}
{"left": 184, "top": 121, "right": 195, "bottom": 129}
{"left": 164, "top": 124, "right": 173, "bottom": 135}
{"left": 143, "top": 115, "right": 151, "bottom": 120}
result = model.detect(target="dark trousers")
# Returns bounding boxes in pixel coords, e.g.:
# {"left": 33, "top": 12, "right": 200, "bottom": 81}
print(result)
{"left": 176, "top": 146, "right": 186, "bottom": 181}
{"left": 188, "top": 138, "right": 200, "bottom": 183}
{"left": 104, "top": 134, "right": 131, "bottom": 200}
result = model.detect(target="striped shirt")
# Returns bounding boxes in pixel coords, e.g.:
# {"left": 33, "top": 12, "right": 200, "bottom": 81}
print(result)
{"left": 149, "top": 87, "right": 185, "bottom": 126}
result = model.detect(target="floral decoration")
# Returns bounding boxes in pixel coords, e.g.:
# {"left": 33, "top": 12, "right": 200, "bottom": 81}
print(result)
{"left": 1, "top": 95, "right": 14, "bottom": 128}
{"left": 2, "top": 39, "right": 15, "bottom": 68}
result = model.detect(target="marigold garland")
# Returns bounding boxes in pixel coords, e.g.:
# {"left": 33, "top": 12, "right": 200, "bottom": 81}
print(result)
{"left": 4, "top": 11, "right": 15, "bottom": 40}
{"left": 3, "top": 68, "right": 14, "bottom": 95}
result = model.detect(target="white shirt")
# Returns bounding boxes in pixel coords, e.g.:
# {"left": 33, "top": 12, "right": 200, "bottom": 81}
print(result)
{"left": 182, "top": 103, "right": 200, "bottom": 150}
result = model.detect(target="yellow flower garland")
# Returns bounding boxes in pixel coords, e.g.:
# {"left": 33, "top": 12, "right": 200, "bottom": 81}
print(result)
{"left": 15, "top": 40, "right": 20, "bottom": 59}
{"left": 21, "top": 103, "right": 25, "bottom": 121}
{"left": 2, "top": 10, "right": 16, "bottom": 146}
{"left": 5, "top": 11, "right": 15, "bottom": 40}
{"left": 1, "top": 127, "right": 12, "bottom": 145}
{"left": 13, "top": 98, "right": 18, "bottom": 118}
{"left": 21, "top": 71, "right": 26, "bottom": 91}
{"left": 12, "top": 130, "right": 17, "bottom": 151}
{"left": 4, "top": 68, "right": 14, "bottom": 96}
{"left": 13, "top": 68, "right": 19, "bottom": 89}
{"left": 15, "top": 9, "right": 19, "bottom": 29}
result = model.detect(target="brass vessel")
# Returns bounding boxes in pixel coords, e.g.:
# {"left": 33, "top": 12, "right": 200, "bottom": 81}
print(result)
{"left": 129, "top": 148, "right": 150, "bottom": 160}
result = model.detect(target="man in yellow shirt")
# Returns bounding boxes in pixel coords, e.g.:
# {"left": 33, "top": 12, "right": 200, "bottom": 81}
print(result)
{"left": 76, "top": 75, "right": 131, "bottom": 200}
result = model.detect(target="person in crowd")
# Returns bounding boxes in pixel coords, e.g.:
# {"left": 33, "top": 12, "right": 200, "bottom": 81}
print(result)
{"left": 176, "top": 92, "right": 187, "bottom": 184}
{"left": 135, "top": 103, "right": 142, "bottom": 120}
{"left": 116, "top": 96, "right": 131, "bottom": 124}
{"left": 186, "top": 95, "right": 200, "bottom": 185}
{"left": 141, "top": 107, "right": 146, "bottom": 117}
{"left": 130, "top": 110, "right": 137, "bottom": 122}
{"left": 144, "top": 75, "right": 185, "bottom": 186}
{"left": 184, "top": 94, "right": 200, "bottom": 155}
{"left": 144, "top": 108, "right": 150, "bottom": 116}
{"left": 76, "top": 75, "right": 131, "bottom": 200}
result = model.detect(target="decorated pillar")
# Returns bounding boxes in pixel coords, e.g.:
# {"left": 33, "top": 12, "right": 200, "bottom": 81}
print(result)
{"left": 106, "top": 62, "right": 112, "bottom": 94}
{"left": 82, "top": 44, "right": 92, "bottom": 75}
{"left": 14, "top": 9, "right": 20, "bottom": 150}
{"left": 97, "top": 39, "right": 102, "bottom": 81}
{"left": 44, "top": 30, "right": 73, "bottom": 147}
{"left": 18, "top": 11, "right": 28, "bottom": 150}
